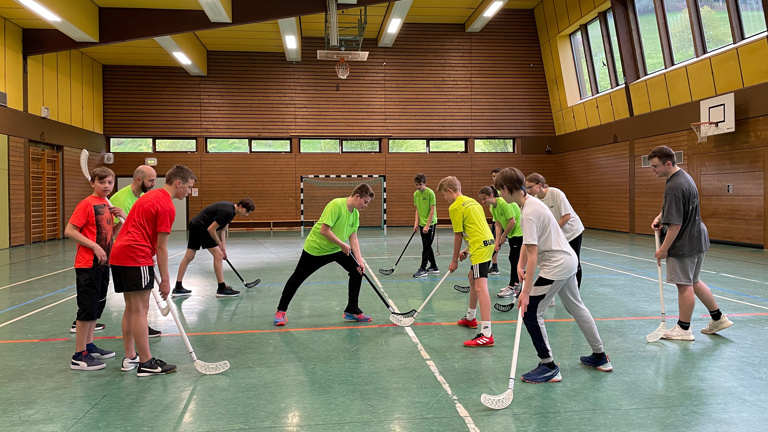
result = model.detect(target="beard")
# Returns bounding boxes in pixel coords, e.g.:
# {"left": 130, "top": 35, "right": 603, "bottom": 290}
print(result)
{"left": 140, "top": 182, "right": 151, "bottom": 193}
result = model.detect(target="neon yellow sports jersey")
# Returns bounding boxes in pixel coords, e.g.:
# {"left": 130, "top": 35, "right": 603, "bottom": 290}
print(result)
{"left": 490, "top": 197, "right": 522, "bottom": 238}
{"left": 413, "top": 187, "right": 437, "bottom": 226}
{"left": 303, "top": 198, "right": 359, "bottom": 256}
{"left": 109, "top": 185, "right": 140, "bottom": 224}
{"left": 449, "top": 195, "right": 494, "bottom": 264}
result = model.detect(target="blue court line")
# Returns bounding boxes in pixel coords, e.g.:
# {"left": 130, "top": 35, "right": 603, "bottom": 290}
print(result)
{"left": 0, "top": 285, "right": 76, "bottom": 315}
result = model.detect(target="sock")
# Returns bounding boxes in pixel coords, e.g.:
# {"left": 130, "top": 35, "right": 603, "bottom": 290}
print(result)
{"left": 74, "top": 351, "right": 86, "bottom": 358}
{"left": 466, "top": 308, "right": 477, "bottom": 321}
{"left": 481, "top": 321, "right": 492, "bottom": 337}
{"left": 86, "top": 342, "right": 96, "bottom": 351}
{"left": 218, "top": 282, "right": 226, "bottom": 290}
{"left": 709, "top": 309, "right": 723, "bottom": 321}
{"left": 175, "top": 281, "right": 184, "bottom": 289}
{"left": 543, "top": 361, "right": 556, "bottom": 369}
{"left": 593, "top": 352, "right": 606, "bottom": 359}
{"left": 677, "top": 320, "right": 691, "bottom": 331}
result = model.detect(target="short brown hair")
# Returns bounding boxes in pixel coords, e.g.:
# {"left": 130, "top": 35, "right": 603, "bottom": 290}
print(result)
{"left": 647, "top": 145, "right": 676, "bottom": 166}
{"left": 491, "top": 168, "right": 502, "bottom": 174}
{"left": 478, "top": 185, "right": 498, "bottom": 198}
{"left": 238, "top": 198, "right": 255, "bottom": 212}
{"left": 495, "top": 168, "right": 526, "bottom": 194}
{"left": 414, "top": 173, "right": 426, "bottom": 184}
{"left": 437, "top": 176, "right": 461, "bottom": 193}
{"left": 525, "top": 172, "right": 547, "bottom": 187}
{"left": 165, "top": 165, "right": 197, "bottom": 185}
{"left": 90, "top": 166, "right": 115, "bottom": 182}
{"left": 352, "top": 183, "right": 375, "bottom": 199}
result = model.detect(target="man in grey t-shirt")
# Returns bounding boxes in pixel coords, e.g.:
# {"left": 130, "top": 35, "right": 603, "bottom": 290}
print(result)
{"left": 649, "top": 146, "right": 732, "bottom": 340}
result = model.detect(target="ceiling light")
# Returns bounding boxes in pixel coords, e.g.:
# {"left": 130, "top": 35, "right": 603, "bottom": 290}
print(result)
{"left": 483, "top": 1, "right": 504, "bottom": 18}
{"left": 466, "top": 0, "right": 508, "bottom": 32}
{"left": 172, "top": 52, "right": 192, "bottom": 65}
{"left": 198, "top": 0, "right": 231, "bottom": 23}
{"left": 387, "top": 18, "right": 402, "bottom": 34}
{"left": 285, "top": 35, "right": 297, "bottom": 49}
{"left": 18, "top": 0, "right": 61, "bottom": 22}
{"left": 378, "top": 0, "right": 413, "bottom": 47}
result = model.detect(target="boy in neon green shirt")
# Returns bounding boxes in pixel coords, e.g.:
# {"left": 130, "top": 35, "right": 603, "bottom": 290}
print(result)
{"left": 438, "top": 176, "right": 495, "bottom": 347}
{"left": 478, "top": 186, "right": 523, "bottom": 298}
{"left": 274, "top": 183, "right": 376, "bottom": 326}
{"left": 413, "top": 173, "right": 438, "bottom": 278}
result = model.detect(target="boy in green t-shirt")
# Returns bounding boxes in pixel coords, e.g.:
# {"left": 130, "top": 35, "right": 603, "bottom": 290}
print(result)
{"left": 478, "top": 186, "right": 523, "bottom": 298}
{"left": 412, "top": 173, "right": 438, "bottom": 278}
{"left": 274, "top": 183, "right": 376, "bottom": 326}
{"left": 438, "top": 176, "right": 495, "bottom": 347}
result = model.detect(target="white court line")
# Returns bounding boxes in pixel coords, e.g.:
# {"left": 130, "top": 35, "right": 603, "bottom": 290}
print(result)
{"left": 582, "top": 261, "right": 768, "bottom": 311}
{"left": 0, "top": 295, "right": 77, "bottom": 329}
{"left": 364, "top": 261, "right": 479, "bottom": 432}
{"left": 0, "top": 267, "right": 73, "bottom": 291}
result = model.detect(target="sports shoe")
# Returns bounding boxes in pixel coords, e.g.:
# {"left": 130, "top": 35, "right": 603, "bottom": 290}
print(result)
{"left": 216, "top": 285, "right": 240, "bottom": 297}
{"left": 579, "top": 353, "right": 613, "bottom": 372}
{"left": 70, "top": 321, "right": 105, "bottom": 333}
{"left": 71, "top": 351, "right": 105, "bottom": 371}
{"left": 489, "top": 266, "right": 500, "bottom": 275}
{"left": 522, "top": 363, "right": 562, "bottom": 383}
{"left": 661, "top": 324, "right": 695, "bottom": 341}
{"left": 497, "top": 286, "right": 515, "bottom": 298}
{"left": 148, "top": 326, "right": 161, "bottom": 338}
{"left": 413, "top": 269, "right": 428, "bottom": 278}
{"left": 274, "top": 310, "right": 287, "bottom": 326}
{"left": 136, "top": 357, "right": 177, "bottom": 377}
{"left": 343, "top": 312, "right": 372, "bottom": 322}
{"left": 171, "top": 286, "right": 192, "bottom": 297}
{"left": 426, "top": 267, "right": 440, "bottom": 274}
{"left": 121, "top": 354, "right": 140, "bottom": 372}
{"left": 549, "top": 298, "right": 556, "bottom": 307}
{"left": 457, "top": 315, "right": 478, "bottom": 329}
{"left": 463, "top": 333, "right": 494, "bottom": 347}
{"left": 88, "top": 344, "right": 115, "bottom": 360}
{"left": 701, "top": 315, "right": 733, "bottom": 334}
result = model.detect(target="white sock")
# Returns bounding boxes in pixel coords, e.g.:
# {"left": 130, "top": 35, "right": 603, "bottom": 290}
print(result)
{"left": 481, "top": 321, "right": 492, "bottom": 337}
{"left": 466, "top": 308, "right": 477, "bottom": 321}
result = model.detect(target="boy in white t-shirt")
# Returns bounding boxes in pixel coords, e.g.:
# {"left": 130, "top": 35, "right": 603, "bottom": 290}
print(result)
{"left": 495, "top": 167, "right": 611, "bottom": 383}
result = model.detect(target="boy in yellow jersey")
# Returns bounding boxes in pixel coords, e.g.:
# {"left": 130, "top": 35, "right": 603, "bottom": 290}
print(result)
{"left": 437, "top": 176, "right": 495, "bottom": 347}
{"left": 412, "top": 173, "right": 438, "bottom": 278}
{"left": 274, "top": 183, "right": 375, "bottom": 326}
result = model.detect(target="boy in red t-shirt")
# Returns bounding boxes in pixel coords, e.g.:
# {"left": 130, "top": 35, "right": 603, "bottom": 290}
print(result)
{"left": 65, "top": 166, "right": 125, "bottom": 371}
{"left": 110, "top": 165, "right": 196, "bottom": 377}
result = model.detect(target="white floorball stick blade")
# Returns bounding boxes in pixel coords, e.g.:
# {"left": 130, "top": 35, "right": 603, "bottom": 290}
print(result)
{"left": 481, "top": 307, "right": 523, "bottom": 409}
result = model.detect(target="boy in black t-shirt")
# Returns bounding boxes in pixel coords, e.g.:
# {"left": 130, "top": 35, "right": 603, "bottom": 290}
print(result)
{"left": 173, "top": 198, "right": 255, "bottom": 297}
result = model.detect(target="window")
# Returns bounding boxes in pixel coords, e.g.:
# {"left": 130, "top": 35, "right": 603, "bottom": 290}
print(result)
{"left": 570, "top": 9, "right": 627, "bottom": 99}
{"left": 251, "top": 139, "right": 291, "bottom": 152}
{"left": 663, "top": 0, "right": 696, "bottom": 64}
{"left": 342, "top": 139, "right": 380, "bottom": 152}
{"left": 698, "top": 0, "right": 733, "bottom": 51}
{"left": 156, "top": 139, "right": 196, "bottom": 152}
{"left": 429, "top": 140, "right": 466, "bottom": 152}
{"left": 571, "top": 29, "right": 593, "bottom": 98}
{"left": 475, "top": 139, "right": 515, "bottom": 153}
{"left": 207, "top": 138, "right": 249, "bottom": 153}
{"left": 587, "top": 19, "right": 612, "bottom": 93}
{"left": 606, "top": 10, "right": 625, "bottom": 84}
{"left": 300, "top": 139, "right": 340, "bottom": 153}
{"left": 737, "top": 0, "right": 767, "bottom": 37}
{"left": 110, "top": 138, "right": 152, "bottom": 152}
{"left": 389, "top": 139, "right": 427, "bottom": 152}
{"left": 634, "top": 0, "right": 665, "bottom": 73}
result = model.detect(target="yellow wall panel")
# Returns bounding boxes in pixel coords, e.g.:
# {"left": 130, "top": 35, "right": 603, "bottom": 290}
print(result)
{"left": 596, "top": 94, "right": 614, "bottom": 123}
{"left": 543, "top": 0, "right": 559, "bottom": 39}
{"left": 551, "top": 40, "right": 570, "bottom": 108}
{"left": 610, "top": 88, "right": 630, "bottom": 120}
{"left": 27, "top": 55, "right": 43, "bottom": 116}
{"left": 82, "top": 54, "right": 94, "bottom": 131}
{"left": 646, "top": 75, "right": 670, "bottom": 111}
{"left": 738, "top": 39, "right": 768, "bottom": 87}
{"left": 93, "top": 61, "right": 103, "bottom": 134}
{"left": 566, "top": 0, "right": 582, "bottom": 24}
{"left": 43, "top": 53, "right": 58, "bottom": 121}
{"left": 4, "top": 21, "right": 23, "bottom": 110}
{"left": 534, "top": 4, "right": 549, "bottom": 46}
{"left": 553, "top": 0, "right": 570, "bottom": 31}
{"left": 687, "top": 59, "right": 716, "bottom": 100}
{"left": 629, "top": 81, "right": 651, "bottom": 115}
{"left": 573, "top": 102, "right": 588, "bottom": 129}
{"left": 666, "top": 67, "right": 691, "bottom": 106}
{"left": 562, "top": 107, "right": 577, "bottom": 132}
{"left": 579, "top": 0, "right": 595, "bottom": 16}
{"left": 0, "top": 20, "right": 5, "bottom": 92}
{"left": 584, "top": 98, "right": 600, "bottom": 127}
{"left": 70, "top": 50, "right": 83, "bottom": 128}
{"left": 540, "top": 41, "right": 561, "bottom": 112}
{"left": 57, "top": 52, "right": 71, "bottom": 125}
{"left": 553, "top": 110, "right": 565, "bottom": 135}
{"left": 710, "top": 50, "right": 743, "bottom": 94}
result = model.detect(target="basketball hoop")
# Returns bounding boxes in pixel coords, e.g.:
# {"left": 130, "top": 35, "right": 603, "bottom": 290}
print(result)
{"left": 335, "top": 58, "right": 350, "bottom": 79}
{"left": 691, "top": 121, "right": 716, "bottom": 142}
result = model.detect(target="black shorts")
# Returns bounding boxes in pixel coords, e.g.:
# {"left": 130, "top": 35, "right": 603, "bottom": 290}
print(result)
{"left": 111, "top": 265, "right": 154, "bottom": 293}
{"left": 187, "top": 222, "right": 219, "bottom": 250}
{"left": 469, "top": 260, "right": 491, "bottom": 280}
{"left": 75, "top": 266, "right": 110, "bottom": 321}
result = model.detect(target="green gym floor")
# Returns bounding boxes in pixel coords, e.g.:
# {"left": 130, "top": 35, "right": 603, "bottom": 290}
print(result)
{"left": 1, "top": 228, "right": 767, "bottom": 431}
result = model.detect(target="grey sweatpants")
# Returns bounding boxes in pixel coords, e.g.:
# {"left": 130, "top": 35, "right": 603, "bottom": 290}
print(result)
{"left": 522, "top": 274, "right": 604, "bottom": 363}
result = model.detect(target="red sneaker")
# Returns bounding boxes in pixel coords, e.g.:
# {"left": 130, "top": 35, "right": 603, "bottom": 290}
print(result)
{"left": 457, "top": 315, "right": 478, "bottom": 329}
{"left": 274, "top": 310, "right": 287, "bottom": 326}
{"left": 464, "top": 333, "right": 494, "bottom": 347}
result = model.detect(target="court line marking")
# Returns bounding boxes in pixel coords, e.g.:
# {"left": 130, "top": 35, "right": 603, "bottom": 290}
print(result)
{"left": 0, "top": 267, "right": 74, "bottom": 291}
{"left": 0, "top": 285, "right": 75, "bottom": 315}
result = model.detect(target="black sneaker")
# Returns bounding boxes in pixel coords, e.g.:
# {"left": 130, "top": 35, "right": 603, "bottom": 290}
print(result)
{"left": 489, "top": 266, "right": 500, "bottom": 275}
{"left": 148, "top": 326, "right": 162, "bottom": 338}
{"left": 216, "top": 285, "right": 240, "bottom": 297}
{"left": 171, "top": 287, "right": 192, "bottom": 297}
{"left": 88, "top": 344, "right": 115, "bottom": 360}
{"left": 71, "top": 351, "right": 105, "bottom": 371}
{"left": 136, "top": 357, "right": 177, "bottom": 377}
{"left": 70, "top": 321, "right": 105, "bottom": 333}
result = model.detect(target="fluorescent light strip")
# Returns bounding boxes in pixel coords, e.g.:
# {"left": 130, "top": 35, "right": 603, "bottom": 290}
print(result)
{"left": 387, "top": 18, "right": 402, "bottom": 34}
{"left": 285, "top": 35, "right": 297, "bottom": 49}
{"left": 172, "top": 51, "right": 192, "bottom": 65}
{"left": 18, "top": 0, "right": 61, "bottom": 22}
{"left": 483, "top": 1, "right": 504, "bottom": 17}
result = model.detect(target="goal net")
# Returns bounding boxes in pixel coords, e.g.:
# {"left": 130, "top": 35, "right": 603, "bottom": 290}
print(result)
{"left": 301, "top": 175, "right": 386, "bottom": 232}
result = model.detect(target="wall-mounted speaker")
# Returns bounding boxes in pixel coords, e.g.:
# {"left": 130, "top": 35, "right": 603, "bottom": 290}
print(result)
{"left": 104, "top": 153, "right": 114, "bottom": 164}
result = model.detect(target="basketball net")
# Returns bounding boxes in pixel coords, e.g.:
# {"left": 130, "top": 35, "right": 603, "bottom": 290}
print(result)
{"left": 691, "top": 121, "right": 715, "bottom": 142}
{"left": 335, "top": 58, "right": 350, "bottom": 79}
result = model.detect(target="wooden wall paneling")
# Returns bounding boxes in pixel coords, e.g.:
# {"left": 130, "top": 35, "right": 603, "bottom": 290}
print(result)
{"left": 9, "top": 137, "right": 26, "bottom": 246}
{"left": 62, "top": 146, "right": 100, "bottom": 237}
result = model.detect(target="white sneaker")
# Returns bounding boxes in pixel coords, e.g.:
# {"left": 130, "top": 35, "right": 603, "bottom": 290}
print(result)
{"left": 549, "top": 298, "right": 556, "bottom": 307}
{"left": 701, "top": 315, "right": 733, "bottom": 334}
{"left": 497, "top": 286, "right": 515, "bottom": 298}
{"left": 121, "top": 354, "right": 140, "bottom": 372}
{"left": 662, "top": 324, "right": 695, "bottom": 341}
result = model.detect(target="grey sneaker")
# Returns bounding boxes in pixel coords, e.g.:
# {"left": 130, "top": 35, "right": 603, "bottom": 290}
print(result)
{"left": 662, "top": 324, "right": 695, "bottom": 341}
{"left": 71, "top": 351, "right": 105, "bottom": 371}
{"left": 489, "top": 266, "right": 500, "bottom": 275}
{"left": 701, "top": 315, "right": 733, "bottom": 334}
{"left": 497, "top": 286, "right": 515, "bottom": 298}
{"left": 413, "top": 269, "right": 428, "bottom": 278}
{"left": 426, "top": 267, "right": 440, "bottom": 274}
{"left": 121, "top": 354, "right": 140, "bottom": 372}
{"left": 88, "top": 344, "right": 115, "bottom": 360}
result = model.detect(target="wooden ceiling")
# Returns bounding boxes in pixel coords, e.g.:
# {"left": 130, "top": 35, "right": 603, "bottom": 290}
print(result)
{"left": 1, "top": 0, "right": 540, "bottom": 67}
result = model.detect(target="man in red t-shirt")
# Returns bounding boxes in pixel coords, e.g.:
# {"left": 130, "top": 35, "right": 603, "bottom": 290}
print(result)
{"left": 111, "top": 165, "right": 196, "bottom": 377}
{"left": 65, "top": 167, "right": 125, "bottom": 371}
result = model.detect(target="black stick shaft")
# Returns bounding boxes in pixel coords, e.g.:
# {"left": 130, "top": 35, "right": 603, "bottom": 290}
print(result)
{"left": 393, "top": 230, "right": 417, "bottom": 267}
{"left": 351, "top": 254, "right": 393, "bottom": 310}
{"left": 225, "top": 258, "right": 246, "bottom": 284}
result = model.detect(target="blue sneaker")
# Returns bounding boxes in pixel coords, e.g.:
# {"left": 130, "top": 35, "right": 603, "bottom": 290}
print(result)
{"left": 579, "top": 353, "right": 613, "bottom": 372}
{"left": 343, "top": 312, "right": 372, "bottom": 322}
{"left": 88, "top": 344, "right": 115, "bottom": 360}
{"left": 274, "top": 310, "right": 286, "bottom": 326}
{"left": 521, "top": 363, "right": 562, "bottom": 384}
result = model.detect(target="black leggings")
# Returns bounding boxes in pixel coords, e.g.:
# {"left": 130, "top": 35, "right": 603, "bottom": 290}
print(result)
{"left": 277, "top": 250, "right": 363, "bottom": 314}
{"left": 419, "top": 224, "right": 437, "bottom": 270}
{"left": 569, "top": 233, "right": 583, "bottom": 288}
{"left": 506, "top": 236, "right": 524, "bottom": 286}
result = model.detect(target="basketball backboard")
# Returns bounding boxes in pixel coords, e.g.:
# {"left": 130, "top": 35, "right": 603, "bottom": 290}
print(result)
{"left": 699, "top": 93, "right": 735, "bottom": 136}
